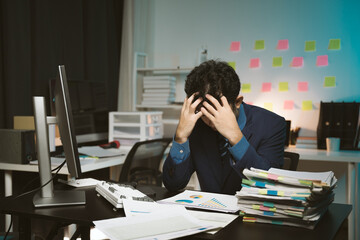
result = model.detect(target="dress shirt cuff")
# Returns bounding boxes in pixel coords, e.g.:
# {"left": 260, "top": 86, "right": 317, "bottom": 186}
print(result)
{"left": 169, "top": 138, "right": 190, "bottom": 164}
{"left": 229, "top": 136, "right": 250, "bottom": 163}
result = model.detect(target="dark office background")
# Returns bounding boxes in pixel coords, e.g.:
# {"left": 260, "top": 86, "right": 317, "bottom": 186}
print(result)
{"left": 0, "top": 0, "right": 124, "bottom": 129}
{"left": 0, "top": 0, "right": 124, "bottom": 234}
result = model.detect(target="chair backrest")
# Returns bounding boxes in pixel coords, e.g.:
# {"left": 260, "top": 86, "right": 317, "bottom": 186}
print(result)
{"left": 119, "top": 138, "right": 172, "bottom": 186}
{"left": 282, "top": 151, "right": 300, "bottom": 171}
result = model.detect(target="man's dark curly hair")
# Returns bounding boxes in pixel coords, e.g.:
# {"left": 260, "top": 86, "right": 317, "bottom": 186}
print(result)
{"left": 185, "top": 60, "right": 241, "bottom": 106}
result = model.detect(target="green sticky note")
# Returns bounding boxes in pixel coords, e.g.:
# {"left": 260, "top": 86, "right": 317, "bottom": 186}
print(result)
{"left": 305, "top": 41, "right": 316, "bottom": 52}
{"left": 264, "top": 102, "right": 273, "bottom": 111}
{"left": 328, "top": 39, "right": 341, "bottom": 50}
{"left": 254, "top": 40, "right": 265, "bottom": 50}
{"left": 242, "top": 83, "right": 251, "bottom": 93}
{"left": 228, "top": 61, "right": 236, "bottom": 70}
{"left": 302, "top": 100, "right": 313, "bottom": 110}
{"left": 272, "top": 57, "right": 283, "bottom": 67}
{"left": 279, "top": 82, "right": 288, "bottom": 92}
{"left": 324, "top": 76, "right": 336, "bottom": 87}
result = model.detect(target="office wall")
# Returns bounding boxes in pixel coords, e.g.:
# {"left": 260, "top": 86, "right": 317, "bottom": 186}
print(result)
{"left": 145, "top": 0, "right": 360, "bottom": 136}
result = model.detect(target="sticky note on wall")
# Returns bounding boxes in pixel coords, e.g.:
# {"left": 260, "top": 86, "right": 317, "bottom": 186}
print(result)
{"left": 242, "top": 83, "right": 251, "bottom": 93}
{"left": 302, "top": 100, "right": 313, "bottom": 110}
{"left": 324, "top": 76, "right": 336, "bottom": 87}
{"left": 277, "top": 39, "right": 289, "bottom": 50}
{"left": 279, "top": 82, "right": 288, "bottom": 92}
{"left": 254, "top": 40, "right": 265, "bottom": 50}
{"left": 262, "top": 82, "right": 272, "bottom": 92}
{"left": 316, "top": 55, "right": 328, "bottom": 66}
{"left": 228, "top": 61, "right": 236, "bottom": 70}
{"left": 305, "top": 41, "right": 316, "bottom": 52}
{"left": 291, "top": 57, "right": 304, "bottom": 67}
{"left": 249, "top": 58, "right": 260, "bottom": 68}
{"left": 230, "top": 41, "right": 241, "bottom": 52}
{"left": 264, "top": 103, "right": 273, "bottom": 111}
{"left": 328, "top": 39, "right": 341, "bottom": 50}
{"left": 298, "top": 82, "right": 308, "bottom": 92}
{"left": 284, "top": 100, "right": 294, "bottom": 110}
{"left": 272, "top": 57, "right": 283, "bottom": 67}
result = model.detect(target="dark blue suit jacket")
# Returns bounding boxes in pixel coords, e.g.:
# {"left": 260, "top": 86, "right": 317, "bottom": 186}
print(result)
{"left": 163, "top": 102, "right": 286, "bottom": 195}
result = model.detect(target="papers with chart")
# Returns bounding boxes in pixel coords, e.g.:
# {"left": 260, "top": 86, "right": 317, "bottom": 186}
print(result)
{"left": 93, "top": 205, "right": 215, "bottom": 240}
{"left": 157, "top": 190, "right": 240, "bottom": 213}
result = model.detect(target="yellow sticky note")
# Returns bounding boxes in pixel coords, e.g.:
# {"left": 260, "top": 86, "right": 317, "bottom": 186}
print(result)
{"left": 279, "top": 82, "right": 288, "bottom": 92}
{"left": 305, "top": 41, "right": 316, "bottom": 51}
{"left": 254, "top": 40, "right": 265, "bottom": 50}
{"left": 228, "top": 61, "right": 236, "bottom": 70}
{"left": 328, "top": 39, "right": 341, "bottom": 50}
{"left": 264, "top": 102, "right": 273, "bottom": 111}
{"left": 324, "top": 76, "right": 336, "bottom": 87}
{"left": 242, "top": 83, "right": 251, "bottom": 93}
{"left": 272, "top": 57, "right": 283, "bottom": 67}
{"left": 302, "top": 100, "right": 313, "bottom": 110}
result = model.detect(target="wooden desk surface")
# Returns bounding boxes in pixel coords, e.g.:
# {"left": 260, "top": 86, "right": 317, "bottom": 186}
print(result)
{"left": 0, "top": 186, "right": 352, "bottom": 240}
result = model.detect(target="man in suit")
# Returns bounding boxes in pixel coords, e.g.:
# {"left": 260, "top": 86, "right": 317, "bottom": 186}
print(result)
{"left": 163, "top": 60, "right": 286, "bottom": 195}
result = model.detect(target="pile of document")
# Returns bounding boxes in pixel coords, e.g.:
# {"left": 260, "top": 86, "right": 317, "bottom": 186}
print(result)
{"left": 141, "top": 76, "right": 176, "bottom": 105}
{"left": 236, "top": 167, "right": 337, "bottom": 229}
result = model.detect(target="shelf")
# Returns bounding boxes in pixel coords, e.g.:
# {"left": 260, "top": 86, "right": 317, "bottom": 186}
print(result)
{"left": 112, "top": 123, "right": 162, "bottom": 127}
{"left": 136, "top": 104, "right": 183, "bottom": 109}
{"left": 137, "top": 67, "right": 193, "bottom": 73}
{"left": 162, "top": 119, "right": 179, "bottom": 124}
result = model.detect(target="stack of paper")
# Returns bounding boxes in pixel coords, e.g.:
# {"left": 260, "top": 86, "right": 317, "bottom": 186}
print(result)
{"left": 141, "top": 76, "right": 176, "bottom": 105}
{"left": 236, "top": 167, "right": 337, "bottom": 229}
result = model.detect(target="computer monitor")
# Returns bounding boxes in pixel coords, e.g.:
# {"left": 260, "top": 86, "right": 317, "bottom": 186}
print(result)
{"left": 32, "top": 65, "right": 85, "bottom": 207}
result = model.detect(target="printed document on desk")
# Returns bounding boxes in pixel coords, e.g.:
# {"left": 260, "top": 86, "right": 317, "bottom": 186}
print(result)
{"left": 78, "top": 146, "right": 126, "bottom": 158}
{"left": 157, "top": 190, "right": 240, "bottom": 213}
{"left": 93, "top": 205, "right": 215, "bottom": 240}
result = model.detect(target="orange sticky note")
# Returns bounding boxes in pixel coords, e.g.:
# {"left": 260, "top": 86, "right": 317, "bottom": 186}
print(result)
{"left": 262, "top": 82, "right": 272, "bottom": 92}
{"left": 230, "top": 41, "right": 241, "bottom": 52}
{"left": 284, "top": 100, "right": 294, "bottom": 110}
{"left": 291, "top": 57, "right": 304, "bottom": 67}
{"left": 316, "top": 55, "right": 328, "bottom": 66}
{"left": 277, "top": 39, "right": 289, "bottom": 50}
{"left": 249, "top": 58, "right": 260, "bottom": 68}
{"left": 298, "top": 82, "right": 308, "bottom": 92}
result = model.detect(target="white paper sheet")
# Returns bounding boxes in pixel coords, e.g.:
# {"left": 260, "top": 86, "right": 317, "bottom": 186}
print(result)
{"left": 78, "top": 146, "right": 126, "bottom": 158}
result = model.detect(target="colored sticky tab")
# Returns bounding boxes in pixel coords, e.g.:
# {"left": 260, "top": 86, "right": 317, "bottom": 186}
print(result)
{"left": 252, "top": 205, "right": 260, "bottom": 210}
{"left": 268, "top": 173, "right": 278, "bottom": 181}
{"left": 249, "top": 58, "right": 260, "bottom": 68}
{"left": 259, "top": 189, "right": 267, "bottom": 195}
{"left": 305, "top": 40, "right": 316, "bottom": 52}
{"left": 242, "top": 83, "right": 251, "bottom": 93}
{"left": 264, "top": 202, "right": 274, "bottom": 208}
{"left": 279, "top": 82, "right": 288, "bottom": 92}
{"left": 230, "top": 41, "right": 241, "bottom": 52}
{"left": 228, "top": 61, "right": 236, "bottom": 70}
{"left": 316, "top": 55, "right": 328, "bottom": 66}
{"left": 277, "top": 39, "right": 289, "bottom": 50}
{"left": 272, "top": 57, "right": 283, "bottom": 67}
{"left": 284, "top": 100, "right": 294, "bottom": 110}
{"left": 328, "top": 39, "right": 341, "bottom": 50}
{"left": 302, "top": 100, "right": 313, "bottom": 110}
{"left": 264, "top": 102, "right": 273, "bottom": 111}
{"left": 254, "top": 40, "right": 265, "bottom": 50}
{"left": 298, "top": 82, "right": 308, "bottom": 92}
{"left": 267, "top": 190, "right": 278, "bottom": 196}
{"left": 262, "top": 82, "right": 272, "bottom": 92}
{"left": 291, "top": 57, "right": 304, "bottom": 67}
{"left": 324, "top": 76, "right": 336, "bottom": 87}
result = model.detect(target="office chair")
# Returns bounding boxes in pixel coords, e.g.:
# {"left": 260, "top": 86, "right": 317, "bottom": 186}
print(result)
{"left": 282, "top": 151, "right": 300, "bottom": 171}
{"left": 119, "top": 138, "right": 172, "bottom": 186}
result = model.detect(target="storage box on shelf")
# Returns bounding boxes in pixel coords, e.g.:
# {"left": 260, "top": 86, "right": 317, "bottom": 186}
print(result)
{"left": 109, "top": 111, "right": 163, "bottom": 146}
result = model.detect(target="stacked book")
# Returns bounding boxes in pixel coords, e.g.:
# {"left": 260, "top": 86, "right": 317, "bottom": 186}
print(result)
{"left": 236, "top": 167, "right": 337, "bottom": 229}
{"left": 295, "top": 136, "right": 317, "bottom": 149}
{"left": 141, "top": 76, "right": 176, "bottom": 105}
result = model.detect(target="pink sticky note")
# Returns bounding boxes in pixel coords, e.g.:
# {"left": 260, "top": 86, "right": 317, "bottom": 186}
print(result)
{"left": 249, "top": 58, "right": 260, "bottom": 68}
{"left": 230, "top": 41, "right": 241, "bottom": 52}
{"left": 246, "top": 102, "right": 253, "bottom": 105}
{"left": 284, "top": 100, "right": 294, "bottom": 110}
{"left": 262, "top": 82, "right": 272, "bottom": 92}
{"left": 298, "top": 82, "right": 308, "bottom": 92}
{"left": 277, "top": 39, "right": 289, "bottom": 50}
{"left": 291, "top": 57, "right": 304, "bottom": 67}
{"left": 316, "top": 55, "right": 328, "bottom": 66}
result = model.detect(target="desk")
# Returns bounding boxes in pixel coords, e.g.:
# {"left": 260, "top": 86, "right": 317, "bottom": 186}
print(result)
{"left": 0, "top": 146, "right": 131, "bottom": 231}
{"left": 285, "top": 146, "right": 360, "bottom": 240}
{"left": 0, "top": 186, "right": 352, "bottom": 240}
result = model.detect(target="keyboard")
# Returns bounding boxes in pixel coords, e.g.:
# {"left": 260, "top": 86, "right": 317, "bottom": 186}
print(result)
{"left": 95, "top": 181, "right": 154, "bottom": 208}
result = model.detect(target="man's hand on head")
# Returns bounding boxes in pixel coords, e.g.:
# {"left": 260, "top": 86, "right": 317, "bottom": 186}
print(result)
{"left": 201, "top": 94, "right": 243, "bottom": 146}
{"left": 175, "top": 93, "right": 203, "bottom": 144}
